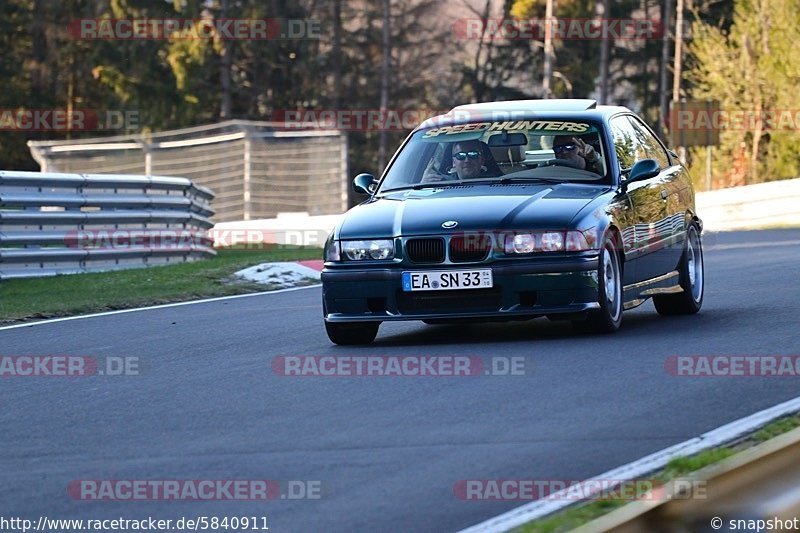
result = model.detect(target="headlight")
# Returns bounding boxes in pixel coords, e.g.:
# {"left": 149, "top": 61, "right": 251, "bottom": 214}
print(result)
{"left": 540, "top": 232, "right": 564, "bottom": 251}
{"left": 341, "top": 239, "right": 394, "bottom": 260}
{"left": 505, "top": 233, "right": 536, "bottom": 254}
{"left": 504, "top": 230, "right": 596, "bottom": 254}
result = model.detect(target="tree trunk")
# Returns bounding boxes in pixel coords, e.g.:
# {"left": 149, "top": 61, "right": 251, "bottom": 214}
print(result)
{"left": 597, "top": 0, "right": 610, "bottom": 103}
{"left": 542, "top": 0, "right": 554, "bottom": 98}
{"left": 672, "top": 0, "right": 684, "bottom": 103}
{"left": 219, "top": 0, "right": 232, "bottom": 119}
{"left": 31, "top": 0, "right": 47, "bottom": 100}
{"left": 332, "top": 0, "right": 343, "bottom": 110}
{"left": 658, "top": 0, "right": 672, "bottom": 139}
{"left": 378, "top": 0, "right": 391, "bottom": 171}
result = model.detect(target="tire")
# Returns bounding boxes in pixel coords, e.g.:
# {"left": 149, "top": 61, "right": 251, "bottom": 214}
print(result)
{"left": 325, "top": 321, "right": 380, "bottom": 345}
{"left": 572, "top": 234, "right": 623, "bottom": 333}
{"left": 653, "top": 223, "right": 704, "bottom": 315}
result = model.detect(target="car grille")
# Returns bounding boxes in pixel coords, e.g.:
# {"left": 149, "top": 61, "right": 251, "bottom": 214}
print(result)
{"left": 397, "top": 288, "right": 502, "bottom": 314}
{"left": 449, "top": 235, "right": 492, "bottom": 262}
{"left": 406, "top": 238, "right": 445, "bottom": 263}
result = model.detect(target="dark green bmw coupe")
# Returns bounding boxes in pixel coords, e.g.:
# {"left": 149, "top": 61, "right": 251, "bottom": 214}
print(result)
{"left": 322, "top": 99, "right": 704, "bottom": 345}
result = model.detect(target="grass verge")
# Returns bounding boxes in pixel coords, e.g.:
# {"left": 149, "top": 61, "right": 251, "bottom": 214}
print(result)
{"left": 518, "top": 414, "right": 800, "bottom": 532}
{"left": 0, "top": 246, "right": 322, "bottom": 324}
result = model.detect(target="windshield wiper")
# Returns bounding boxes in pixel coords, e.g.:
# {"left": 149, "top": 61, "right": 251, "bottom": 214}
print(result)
{"left": 496, "top": 177, "right": 563, "bottom": 184}
{"left": 379, "top": 181, "right": 465, "bottom": 193}
{"left": 380, "top": 176, "right": 563, "bottom": 193}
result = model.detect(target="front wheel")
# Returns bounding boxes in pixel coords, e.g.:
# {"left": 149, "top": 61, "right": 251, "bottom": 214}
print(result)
{"left": 654, "top": 223, "right": 704, "bottom": 315}
{"left": 325, "top": 321, "right": 380, "bottom": 345}
{"left": 572, "top": 235, "right": 623, "bottom": 333}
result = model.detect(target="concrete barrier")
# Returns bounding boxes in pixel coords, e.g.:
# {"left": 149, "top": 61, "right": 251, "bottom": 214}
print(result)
{"left": 210, "top": 178, "right": 800, "bottom": 248}
{"left": 696, "top": 178, "right": 800, "bottom": 232}
{"left": 211, "top": 212, "right": 342, "bottom": 247}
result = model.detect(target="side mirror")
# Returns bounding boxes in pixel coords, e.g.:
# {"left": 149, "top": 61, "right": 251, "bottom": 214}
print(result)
{"left": 627, "top": 159, "right": 660, "bottom": 184}
{"left": 353, "top": 173, "right": 377, "bottom": 195}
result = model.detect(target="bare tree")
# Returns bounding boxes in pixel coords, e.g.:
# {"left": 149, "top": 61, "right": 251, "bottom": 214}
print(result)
{"left": 542, "top": 0, "right": 554, "bottom": 98}
{"left": 658, "top": 0, "right": 672, "bottom": 137}
{"left": 332, "top": 0, "right": 343, "bottom": 110}
{"left": 378, "top": 0, "right": 391, "bottom": 171}
{"left": 218, "top": 0, "right": 232, "bottom": 119}
{"left": 596, "top": 0, "right": 610, "bottom": 102}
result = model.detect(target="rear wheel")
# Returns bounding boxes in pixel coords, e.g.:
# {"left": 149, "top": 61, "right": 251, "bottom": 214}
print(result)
{"left": 654, "top": 223, "right": 704, "bottom": 315}
{"left": 572, "top": 235, "right": 623, "bottom": 333}
{"left": 324, "top": 321, "right": 380, "bottom": 345}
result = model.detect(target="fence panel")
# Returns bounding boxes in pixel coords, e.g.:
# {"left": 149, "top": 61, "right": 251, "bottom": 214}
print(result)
{"left": 28, "top": 120, "right": 348, "bottom": 223}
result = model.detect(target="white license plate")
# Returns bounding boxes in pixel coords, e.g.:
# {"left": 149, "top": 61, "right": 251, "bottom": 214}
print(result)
{"left": 401, "top": 269, "right": 493, "bottom": 292}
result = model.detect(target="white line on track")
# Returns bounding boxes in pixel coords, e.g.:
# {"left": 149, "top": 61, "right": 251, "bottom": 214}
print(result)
{"left": 458, "top": 395, "right": 800, "bottom": 532}
{"left": 705, "top": 239, "right": 800, "bottom": 251}
{"left": 0, "top": 284, "right": 321, "bottom": 332}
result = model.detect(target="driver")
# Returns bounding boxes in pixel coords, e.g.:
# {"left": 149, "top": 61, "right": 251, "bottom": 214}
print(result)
{"left": 552, "top": 135, "right": 603, "bottom": 174}
{"left": 450, "top": 140, "right": 487, "bottom": 179}
{"left": 420, "top": 139, "right": 495, "bottom": 182}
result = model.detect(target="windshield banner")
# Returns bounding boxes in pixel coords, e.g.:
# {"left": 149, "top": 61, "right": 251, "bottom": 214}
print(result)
{"left": 422, "top": 120, "right": 594, "bottom": 138}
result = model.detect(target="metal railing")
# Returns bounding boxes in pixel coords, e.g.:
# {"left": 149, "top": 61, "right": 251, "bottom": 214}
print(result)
{"left": 0, "top": 171, "right": 215, "bottom": 280}
{"left": 574, "top": 423, "right": 800, "bottom": 532}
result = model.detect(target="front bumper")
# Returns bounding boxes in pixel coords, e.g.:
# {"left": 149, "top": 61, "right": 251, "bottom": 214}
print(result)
{"left": 322, "top": 255, "right": 601, "bottom": 322}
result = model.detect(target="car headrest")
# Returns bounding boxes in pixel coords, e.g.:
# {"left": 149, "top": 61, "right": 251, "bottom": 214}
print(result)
{"left": 490, "top": 145, "right": 525, "bottom": 165}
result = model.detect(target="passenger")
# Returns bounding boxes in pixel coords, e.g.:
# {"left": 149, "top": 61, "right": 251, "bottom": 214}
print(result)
{"left": 552, "top": 135, "right": 603, "bottom": 174}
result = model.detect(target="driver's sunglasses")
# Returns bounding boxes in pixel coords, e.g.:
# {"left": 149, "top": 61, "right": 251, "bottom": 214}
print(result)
{"left": 453, "top": 150, "right": 481, "bottom": 161}
{"left": 553, "top": 143, "right": 578, "bottom": 155}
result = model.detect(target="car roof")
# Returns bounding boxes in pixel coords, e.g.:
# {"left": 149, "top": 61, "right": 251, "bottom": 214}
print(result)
{"left": 452, "top": 99, "right": 599, "bottom": 113}
{"left": 414, "top": 99, "right": 633, "bottom": 132}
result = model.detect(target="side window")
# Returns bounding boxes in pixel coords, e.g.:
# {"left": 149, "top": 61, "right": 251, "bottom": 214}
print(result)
{"left": 627, "top": 117, "right": 670, "bottom": 169}
{"left": 609, "top": 116, "right": 648, "bottom": 171}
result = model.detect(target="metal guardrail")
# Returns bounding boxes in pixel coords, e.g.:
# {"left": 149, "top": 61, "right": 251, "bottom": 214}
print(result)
{"left": 0, "top": 171, "right": 215, "bottom": 280}
{"left": 574, "top": 424, "right": 800, "bottom": 532}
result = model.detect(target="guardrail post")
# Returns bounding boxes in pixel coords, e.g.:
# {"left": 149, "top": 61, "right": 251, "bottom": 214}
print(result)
{"left": 144, "top": 142, "right": 152, "bottom": 176}
{"left": 243, "top": 133, "right": 252, "bottom": 221}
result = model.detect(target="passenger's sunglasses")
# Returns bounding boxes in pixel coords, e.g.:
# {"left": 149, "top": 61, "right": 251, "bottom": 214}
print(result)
{"left": 453, "top": 150, "right": 481, "bottom": 161}
{"left": 553, "top": 143, "right": 578, "bottom": 155}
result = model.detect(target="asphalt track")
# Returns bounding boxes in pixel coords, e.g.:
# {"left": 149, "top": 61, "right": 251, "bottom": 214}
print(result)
{"left": 1, "top": 229, "right": 799, "bottom": 532}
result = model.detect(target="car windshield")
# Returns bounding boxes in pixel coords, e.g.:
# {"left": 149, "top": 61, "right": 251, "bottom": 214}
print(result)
{"left": 378, "top": 119, "right": 609, "bottom": 193}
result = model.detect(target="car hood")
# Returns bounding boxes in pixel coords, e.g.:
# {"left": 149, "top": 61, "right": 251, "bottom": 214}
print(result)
{"left": 337, "top": 183, "right": 609, "bottom": 239}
